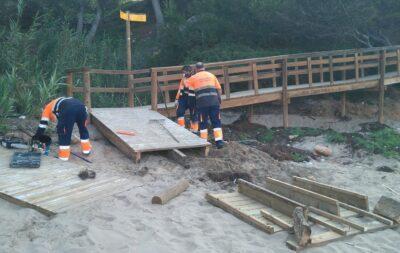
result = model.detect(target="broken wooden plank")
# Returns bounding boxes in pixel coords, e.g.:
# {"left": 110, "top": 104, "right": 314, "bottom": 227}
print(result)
{"left": 265, "top": 177, "right": 340, "bottom": 215}
{"left": 292, "top": 176, "right": 369, "bottom": 210}
{"left": 373, "top": 196, "right": 400, "bottom": 223}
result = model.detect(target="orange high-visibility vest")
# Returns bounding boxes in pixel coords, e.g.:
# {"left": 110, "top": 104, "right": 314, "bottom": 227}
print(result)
{"left": 186, "top": 70, "right": 221, "bottom": 108}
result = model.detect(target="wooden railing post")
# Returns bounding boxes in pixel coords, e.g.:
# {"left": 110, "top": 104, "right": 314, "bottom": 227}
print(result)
{"left": 360, "top": 52, "right": 365, "bottom": 78}
{"left": 248, "top": 62, "right": 253, "bottom": 90}
{"left": 319, "top": 56, "right": 324, "bottom": 82}
{"left": 378, "top": 50, "right": 386, "bottom": 124}
{"left": 354, "top": 52, "right": 360, "bottom": 81}
{"left": 397, "top": 49, "right": 400, "bottom": 75}
{"left": 223, "top": 66, "right": 230, "bottom": 99}
{"left": 252, "top": 62, "right": 259, "bottom": 95}
{"left": 66, "top": 72, "right": 73, "bottom": 97}
{"left": 272, "top": 59, "right": 277, "bottom": 87}
{"left": 307, "top": 57, "right": 312, "bottom": 86}
{"left": 329, "top": 55, "right": 334, "bottom": 85}
{"left": 163, "top": 71, "right": 170, "bottom": 103}
{"left": 128, "top": 74, "right": 135, "bottom": 107}
{"left": 83, "top": 68, "right": 92, "bottom": 112}
{"left": 295, "top": 58, "right": 299, "bottom": 85}
{"left": 342, "top": 54, "right": 347, "bottom": 81}
{"left": 282, "top": 59, "right": 289, "bottom": 128}
{"left": 151, "top": 68, "right": 158, "bottom": 111}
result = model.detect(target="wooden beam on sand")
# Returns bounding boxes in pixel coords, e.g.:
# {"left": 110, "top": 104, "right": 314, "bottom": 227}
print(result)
{"left": 265, "top": 177, "right": 341, "bottom": 215}
{"left": 238, "top": 179, "right": 304, "bottom": 217}
{"left": 292, "top": 176, "right": 369, "bottom": 211}
{"left": 152, "top": 179, "right": 189, "bottom": 205}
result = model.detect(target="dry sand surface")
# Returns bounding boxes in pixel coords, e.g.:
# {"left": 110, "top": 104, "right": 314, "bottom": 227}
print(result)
{"left": 1, "top": 115, "right": 400, "bottom": 253}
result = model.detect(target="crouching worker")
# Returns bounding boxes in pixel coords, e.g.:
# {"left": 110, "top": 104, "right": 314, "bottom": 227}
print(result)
{"left": 187, "top": 62, "right": 224, "bottom": 149}
{"left": 175, "top": 65, "right": 198, "bottom": 133}
{"left": 33, "top": 97, "right": 92, "bottom": 161}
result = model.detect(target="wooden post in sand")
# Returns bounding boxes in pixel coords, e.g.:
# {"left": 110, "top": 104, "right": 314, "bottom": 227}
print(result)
{"left": 152, "top": 179, "right": 190, "bottom": 205}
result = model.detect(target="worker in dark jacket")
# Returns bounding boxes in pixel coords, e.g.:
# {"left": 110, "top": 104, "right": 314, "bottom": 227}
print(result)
{"left": 187, "top": 62, "right": 224, "bottom": 148}
{"left": 33, "top": 97, "right": 91, "bottom": 161}
{"left": 175, "top": 65, "right": 198, "bottom": 133}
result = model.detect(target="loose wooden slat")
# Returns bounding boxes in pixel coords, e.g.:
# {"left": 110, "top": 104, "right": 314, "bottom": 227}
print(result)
{"left": 238, "top": 179, "right": 304, "bottom": 217}
{"left": 265, "top": 177, "right": 340, "bottom": 215}
{"left": 292, "top": 176, "right": 369, "bottom": 211}
{"left": 308, "top": 206, "right": 366, "bottom": 232}
{"left": 339, "top": 202, "right": 393, "bottom": 225}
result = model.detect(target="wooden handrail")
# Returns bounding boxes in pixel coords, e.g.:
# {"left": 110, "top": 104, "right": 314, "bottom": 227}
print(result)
{"left": 66, "top": 45, "right": 400, "bottom": 120}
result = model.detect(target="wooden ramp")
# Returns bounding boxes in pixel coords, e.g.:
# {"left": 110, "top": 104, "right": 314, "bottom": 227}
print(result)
{"left": 91, "top": 107, "right": 210, "bottom": 162}
{"left": 0, "top": 149, "right": 138, "bottom": 216}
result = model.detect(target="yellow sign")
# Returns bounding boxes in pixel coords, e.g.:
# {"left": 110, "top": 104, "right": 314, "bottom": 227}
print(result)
{"left": 120, "top": 11, "right": 146, "bottom": 22}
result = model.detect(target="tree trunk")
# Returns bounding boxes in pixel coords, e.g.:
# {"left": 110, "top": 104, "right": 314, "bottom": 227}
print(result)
{"left": 86, "top": 0, "right": 101, "bottom": 44}
{"left": 151, "top": 0, "right": 164, "bottom": 26}
{"left": 76, "top": 3, "right": 84, "bottom": 34}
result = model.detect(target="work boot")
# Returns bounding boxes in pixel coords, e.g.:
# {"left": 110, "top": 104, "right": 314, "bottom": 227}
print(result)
{"left": 216, "top": 140, "right": 224, "bottom": 149}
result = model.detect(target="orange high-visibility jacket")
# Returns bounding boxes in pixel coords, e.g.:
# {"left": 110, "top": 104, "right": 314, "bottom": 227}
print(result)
{"left": 37, "top": 97, "right": 71, "bottom": 134}
{"left": 175, "top": 77, "right": 195, "bottom": 100}
{"left": 186, "top": 70, "right": 221, "bottom": 108}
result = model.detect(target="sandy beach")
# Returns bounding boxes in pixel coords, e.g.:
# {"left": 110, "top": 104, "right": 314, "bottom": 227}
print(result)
{"left": 1, "top": 110, "right": 400, "bottom": 253}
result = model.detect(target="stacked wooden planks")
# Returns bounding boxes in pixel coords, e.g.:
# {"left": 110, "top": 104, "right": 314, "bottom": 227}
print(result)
{"left": 206, "top": 177, "right": 396, "bottom": 251}
{"left": 0, "top": 149, "right": 139, "bottom": 216}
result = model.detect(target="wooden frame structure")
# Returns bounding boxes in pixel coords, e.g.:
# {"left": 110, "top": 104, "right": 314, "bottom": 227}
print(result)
{"left": 66, "top": 46, "right": 400, "bottom": 127}
{"left": 206, "top": 178, "right": 396, "bottom": 251}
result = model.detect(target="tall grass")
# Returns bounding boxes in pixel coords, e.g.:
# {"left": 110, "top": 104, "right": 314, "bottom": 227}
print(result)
{"left": 0, "top": 13, "right": 132, "bottom": 120}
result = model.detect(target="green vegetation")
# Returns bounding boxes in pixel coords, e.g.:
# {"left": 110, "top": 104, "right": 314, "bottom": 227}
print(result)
{"left": 324, "top": 126, "right": 400, "bottom": 160}
{"left": 291, "top": 152, "right": 308, "bottom": 163}
{"left": 1, "top": 0, "right": 400, "bottom": 117}
{"left": 286, "top": 127, "right": 324, "bottom": 138}
{"left": 259, "top": 130, "right": 275, "bottom": 143}
{"left": 325, "top": 130, "right": 347, "bottom": 144}
{"left": 352, "top": 128, "right": 400, "bottom": 159}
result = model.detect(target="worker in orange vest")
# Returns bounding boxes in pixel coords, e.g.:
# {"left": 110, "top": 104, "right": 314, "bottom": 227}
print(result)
{"left": 175, "top": 65, "right": 198, "bottom": 132}
{"left": 187, "top": 62, "right": 224, "bottom": 148}
{"left": 33, "top": 97, "right": 92, "bottom": 161}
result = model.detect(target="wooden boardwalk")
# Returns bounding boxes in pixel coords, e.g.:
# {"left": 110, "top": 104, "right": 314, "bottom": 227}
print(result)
{"left": 0, "top": 149, "right": 139, "bottom": 216}
{"left": 91, "top": 107, "right": 210, "bottom": 162}
{"left": 66, "top": 45, "right": 400, "bottom": 127}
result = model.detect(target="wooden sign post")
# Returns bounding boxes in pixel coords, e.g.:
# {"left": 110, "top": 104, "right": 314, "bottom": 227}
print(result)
{"left": 120, "top": 10, "right": 146, "bottom": 107}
